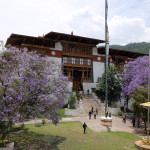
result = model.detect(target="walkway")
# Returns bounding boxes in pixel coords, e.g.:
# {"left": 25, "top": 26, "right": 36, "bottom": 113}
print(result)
{"left": 62, "top": 115, "right": 134, "bottom": 133}
{"left": 24, "top": 115, "right": 136, "bottom": 134}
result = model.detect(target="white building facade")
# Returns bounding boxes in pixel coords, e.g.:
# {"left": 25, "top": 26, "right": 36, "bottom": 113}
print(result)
{"left": 6, "top": 32, "right": 145, "bottom": 94}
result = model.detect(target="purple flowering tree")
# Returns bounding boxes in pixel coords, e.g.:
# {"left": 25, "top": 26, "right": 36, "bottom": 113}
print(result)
{"left": 0, "top": 47, "right": 68, "bottom": 140}
{"left": 122, "top": 56, "right": 148, "bottom": 108}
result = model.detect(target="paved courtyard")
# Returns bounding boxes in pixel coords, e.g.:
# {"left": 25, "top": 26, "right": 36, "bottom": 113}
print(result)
{"left": 62, "top": 115, "right": 134, "bottom": 133}
{"left": 24, "top": 114, "right": 141, "bottom": 135}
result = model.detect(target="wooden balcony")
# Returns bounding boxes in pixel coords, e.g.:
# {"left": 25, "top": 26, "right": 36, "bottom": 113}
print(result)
{"left": 62, "top": 51, "right": 92, "bottom": 58}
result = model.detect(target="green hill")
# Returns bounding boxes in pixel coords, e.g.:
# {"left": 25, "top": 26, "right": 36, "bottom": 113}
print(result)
{"left": 110, "top": 42, "right": 150, "bottom": 55}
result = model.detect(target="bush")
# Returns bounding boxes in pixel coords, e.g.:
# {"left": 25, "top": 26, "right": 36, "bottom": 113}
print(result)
{"left": 63, "top": 103, "right": 68, "bottom": 108}
{"left": 118, "top": 111, "right": 123, "bottom": 116}
{"left": 34, "top": 123, "right": 42, "bottom": 127}
{"left": 120, "top": 106, "right": 124, "bottom": 112}
{"left": 76, "top": 91, "right": 81, "bottom": 101}
{"left": 20, "top": 123, "right": 25, "bottom": 129}
{"left": 42, "top": 119, "right": 46, "bottom": 125}
{"left": 91, "top": 88, "right": 95, "bottom": 92}
{"left": 69, "top": 95, "right": 76, "bottom": 109}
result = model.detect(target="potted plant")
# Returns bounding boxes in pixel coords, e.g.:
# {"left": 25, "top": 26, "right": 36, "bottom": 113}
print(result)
{"left": 135, "top": 137, "right": 150, "bottom": 150}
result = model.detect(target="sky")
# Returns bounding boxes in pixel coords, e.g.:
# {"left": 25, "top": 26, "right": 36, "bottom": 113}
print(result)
{"left": 0, "top": 0, "right": 150, "bottom": 46}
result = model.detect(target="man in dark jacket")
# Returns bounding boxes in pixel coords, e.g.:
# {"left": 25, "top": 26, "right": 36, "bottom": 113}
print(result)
{"left": 89, "top": 111, "right": 92, "bottom": 119}
{"left": 83, "top": 122, "right": 87, "bottom": 134}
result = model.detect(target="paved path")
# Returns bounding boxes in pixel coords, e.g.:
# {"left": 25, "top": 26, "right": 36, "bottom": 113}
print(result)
{"left": 61, "top": 115, "right": 134, "bottom": 133}
{"left": 24, "top": 115, "right": 137, "bottom": 134}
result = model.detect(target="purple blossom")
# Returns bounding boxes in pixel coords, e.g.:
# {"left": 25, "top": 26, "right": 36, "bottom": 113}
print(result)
{"left": 122, "top": 56, "right": 148, "bottom": 97}
{"left": 0, "top": 47, "right": 69, "bottom": 139}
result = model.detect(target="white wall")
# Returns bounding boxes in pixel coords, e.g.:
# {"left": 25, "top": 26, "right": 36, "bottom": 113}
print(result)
{"left": 93, "top": 62, "right": 104, "bottom": 83}
{"left": 51, "top": 42, "right": 62, "bottom": 51}
{"left": 82, "top": 83, "right": 97, "bottom": 94}
{"left": 65, "top": 108, "right": 80, "bottom": 116}
{"left": 92, "top": 46, "right": 105, "bottom": 83}
{"left": 92, "top": 47, "right": 99, "bottom": 55}
{"left": 108, "top": 107, "right": 120, "bottom": 115}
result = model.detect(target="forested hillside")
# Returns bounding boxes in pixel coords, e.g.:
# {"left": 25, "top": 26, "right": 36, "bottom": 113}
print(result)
{"left": 110, "top": 42, "right": 150, "bottom": 55}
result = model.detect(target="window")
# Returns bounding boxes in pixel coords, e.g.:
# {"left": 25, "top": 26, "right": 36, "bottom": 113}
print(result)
{"left": 72, "top": 58, "right": 75, "bottom": 64}
{"left": 80, "top": 58, "right": 83, "bottom": 65}
{"left": 63, "top": 57, "right": 67, "bottom": 64}
{"left": 87, "top": 59, "right": 91, "bottom": 65}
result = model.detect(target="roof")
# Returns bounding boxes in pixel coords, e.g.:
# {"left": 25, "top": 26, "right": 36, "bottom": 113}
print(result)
{"left": 6, "top": 34, "right": 55, "bottom": 48}
{"left": 98, "top": 47, "right": 146, "bottom": 58}
{"left": 44, "top": 32, "right": 105, "bottom": 45}
{"left": 140, "top": 102, "right": 150, "bottom": 108}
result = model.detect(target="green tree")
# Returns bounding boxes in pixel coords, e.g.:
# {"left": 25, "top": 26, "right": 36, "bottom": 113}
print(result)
{"left": 69, "top": 95, "right": 76, "bottom": 109}
{"left": 131, "top": 87, "right": 148, "bottom": 130}
{"left": 93, "top": 66, "right": 122, "bottom": 106}
{"left": 110, "top": 42, "right": 150, "bottom": 55}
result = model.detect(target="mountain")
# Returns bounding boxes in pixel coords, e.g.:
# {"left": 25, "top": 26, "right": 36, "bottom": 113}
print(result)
{"left": 110, "top": 42, "right": 150, "bottom": 55}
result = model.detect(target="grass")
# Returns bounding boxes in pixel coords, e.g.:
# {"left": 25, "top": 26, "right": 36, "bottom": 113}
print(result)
{"left": 60, "top": 108, "right": 70, "bottom": 118}
{"left": 6, "top": 121, "right": 141, "bottom": 150}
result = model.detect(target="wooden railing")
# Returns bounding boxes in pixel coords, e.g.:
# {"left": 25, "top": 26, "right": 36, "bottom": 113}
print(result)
{"left": 63, "top": 50, "right": 92, "bottom": 57}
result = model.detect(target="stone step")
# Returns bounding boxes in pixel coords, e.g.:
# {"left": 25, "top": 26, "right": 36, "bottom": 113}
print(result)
{"left": 79, "top": 94, "right": 105, "bottom": 116}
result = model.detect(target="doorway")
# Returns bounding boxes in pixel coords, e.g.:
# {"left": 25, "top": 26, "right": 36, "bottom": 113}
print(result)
{"left": 73, "top": 70, "right": 83, "bottom": 91}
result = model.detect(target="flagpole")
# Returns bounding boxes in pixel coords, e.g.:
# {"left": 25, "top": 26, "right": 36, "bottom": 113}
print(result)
{"left": 105, "top": 0, "right": 109, "bottom": 117}
{"left": 100, "top": 0, "right": 112, "bottom": 129}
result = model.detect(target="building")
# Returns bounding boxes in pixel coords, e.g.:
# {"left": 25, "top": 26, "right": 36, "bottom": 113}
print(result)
{"left": 6, "top": 31, "right": 145, "bottom": 93}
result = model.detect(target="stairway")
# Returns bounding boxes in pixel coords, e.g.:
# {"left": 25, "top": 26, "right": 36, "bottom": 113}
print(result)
{"left": 79, "top": 94, "right": 105, "bottom": 116}
{"left": 73, "top": 81, "right": 83, "bottom": 91}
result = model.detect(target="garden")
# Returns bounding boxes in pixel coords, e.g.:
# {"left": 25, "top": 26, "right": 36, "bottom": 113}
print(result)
{"left": 0, "top": 48, "right": 149, "bottom": 149}
{"left": 5, "top": 121, "right": 140, "bottom": 150}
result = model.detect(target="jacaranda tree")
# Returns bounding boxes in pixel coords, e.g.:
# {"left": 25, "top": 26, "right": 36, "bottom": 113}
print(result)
{"left": 121, "top": 56, "right": 148, "bottom": 108}
{"left": 0, "top": 47, "right": 68, "bottom": 140}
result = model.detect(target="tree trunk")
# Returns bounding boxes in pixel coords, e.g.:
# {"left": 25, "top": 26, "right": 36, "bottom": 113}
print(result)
{"left": 0, "top": 132, "right": 8, "bottom": 140}
{"left": 126, "top": 99, "right": 129, "bottom": 109}
{"left": 144, "top": 121, "right": 147, "bottom": 131}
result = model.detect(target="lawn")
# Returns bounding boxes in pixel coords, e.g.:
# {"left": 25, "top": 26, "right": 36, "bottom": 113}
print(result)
{"left": 7, "top": 121, "right": 140, "bottom": 150}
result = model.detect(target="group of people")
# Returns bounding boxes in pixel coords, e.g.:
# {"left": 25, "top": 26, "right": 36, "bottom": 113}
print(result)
{"left": 105, "top": 111, "right": 111, "bottom": 118}
{"left": 89, "top": 107, "right": 98, "bottom": 119}
{"left": 132, "top": 117, "right": 142, "bottom": 128}
{"left": 122, "top": 114, "right": 143, "bottom": 128}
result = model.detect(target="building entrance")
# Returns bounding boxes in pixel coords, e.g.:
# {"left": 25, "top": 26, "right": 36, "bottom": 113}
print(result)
{"left": 73, "top": 70, "right": 83, "bottom": 91}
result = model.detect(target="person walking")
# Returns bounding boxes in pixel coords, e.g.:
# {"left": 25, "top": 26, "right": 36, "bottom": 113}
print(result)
{"left": 137, "top": 118, "right": 141, "bottom": 128}
{"left": 91, "top": 106, "right": 94, "bottom": 114}
{"left": 83, "top": 122, "right": 87, "bottom": 134}
{"left": 94, "top": 111, "right": 96, "bottom": 119}
{"left": 109, "top": 112, "right": 111, "bottom": 117}
{"left": 87, "top": 89, "right": 90, "bottom": 95}
{"left": 105, "top": 111, "right": 108, "bottom": 118}
{"left": 132, "top": 117, "right": 136, "bottom": 127}
{"left": 122, "top": 114, "right": 126, "bottom": 123}
{"left": 89, "top": 111, "right": 92, "bottom": 119}
{"left": 96, "top": 108, "right": 98, "bottom": 115}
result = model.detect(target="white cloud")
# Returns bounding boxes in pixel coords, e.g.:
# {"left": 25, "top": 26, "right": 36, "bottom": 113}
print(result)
{"left": 109, "top": 16, "right": 150, "bottom": 44}
{"left": 61, "top": 8, "right": 105, "bottom": 40}
{"left": 0, "top": 0, "right": 150, "bottom": 46}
